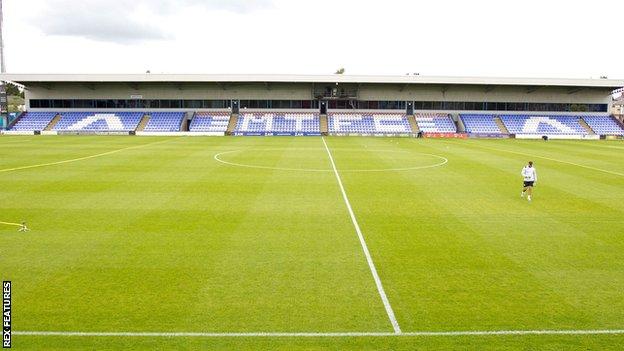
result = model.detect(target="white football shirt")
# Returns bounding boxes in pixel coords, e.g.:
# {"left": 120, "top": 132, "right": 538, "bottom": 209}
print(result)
{"left": 521, "top": 166, "right": 537, "bottom": 182}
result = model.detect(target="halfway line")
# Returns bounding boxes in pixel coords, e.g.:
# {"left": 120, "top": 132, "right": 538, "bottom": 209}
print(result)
{"left": 321, "top": 137, "right": 401, "bottom": 334}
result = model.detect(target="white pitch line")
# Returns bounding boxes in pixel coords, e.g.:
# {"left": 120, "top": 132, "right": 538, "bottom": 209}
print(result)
{"left": 0, "top": 220, "right": 22, "bottom": 226}
{"left": 0, "top": 138, "right": 178, "bottom": 174}
{"left": 321, "top": 137, "right": 401, "bottom": 334}
{"left": 213, "top": 149, "right": 448, "bottom": 173}
{"left": 462, "top": 141, "right": 624, "bottom": 178}
{"left": 13, "top": 329, "right": 624, "bottom": 338}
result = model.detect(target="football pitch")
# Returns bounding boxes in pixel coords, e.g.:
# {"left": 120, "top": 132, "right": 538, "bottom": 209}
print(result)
{"left": 1, "top": 135, "right": 623, "bottom": 350}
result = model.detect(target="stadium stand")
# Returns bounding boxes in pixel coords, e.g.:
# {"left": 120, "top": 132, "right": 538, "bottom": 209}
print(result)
{"left": 415, "top": 113, "right": 457, "bottom": 133}
{"left": 10, "top": 112, "right": 57, "bottom": 131}
{"left": 9, "top": 109, "right": 621, "bottom": 138}
{"left": 582, "top": 115, "right": 624, "bottom": 135}
{"left": 53, "top": 112, "right": 144, "bottom": 132}
{"left": 328, "top": 112, "right": 411, "bottom": 134}
{"left": 235, "top": 112, "right": 320, "bottom": 135}
{"left": 143, "top": 112, "right": 185, "bottom": 132}
{"left": 189, "top": 112, "right": 230, "bottom": 132}
{"left": 460, "top": 114, "right": 503, "bottom": 134}
{"left": 500, "top": 115, "right": 587, "bottom": 135}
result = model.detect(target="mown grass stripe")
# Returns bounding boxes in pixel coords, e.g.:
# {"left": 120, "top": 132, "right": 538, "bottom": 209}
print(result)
{"left": 13, "top": 329, "right": 624, "bottom": 337}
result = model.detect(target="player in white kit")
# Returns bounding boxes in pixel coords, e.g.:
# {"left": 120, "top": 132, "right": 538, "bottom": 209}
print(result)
{"left": 521, "top": 161, "right": 537, "bottom": 202}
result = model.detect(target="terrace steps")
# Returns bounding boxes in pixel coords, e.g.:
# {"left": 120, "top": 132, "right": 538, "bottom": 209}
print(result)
{"left": 135, "top": 114, "right": 150, "bottom": 132}
{"left": 44, "top": 114, "right": 62, "bottom": 131}
{"left": 611, "top": 115, "right": 624, "bottom": 130}
{"left": 453, "top": 114, "right": 465, "bottom": 132}
{"left": 181, "top": 121, "right": 188, "bottom": 132}
{"left": 226, "top": 114, "right": 238, "bottom": 135}
{"left": 407, "top": 115, "right": 419, "bottom": 133}
{"left": 494, "top": 116, "right": 510, "bottom": 134}
{"left": 320, "top": 114, "right": 328, "bottom": 135}
{"left": 578, "top": 118, "right": 596, "bottom": 135}
{"left": 181, "top": 112, "right": 192, "bottom": 132}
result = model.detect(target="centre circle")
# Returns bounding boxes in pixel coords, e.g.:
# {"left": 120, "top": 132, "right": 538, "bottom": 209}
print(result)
{"left": 214, "top": 148, "right": 448, "bottom": 173}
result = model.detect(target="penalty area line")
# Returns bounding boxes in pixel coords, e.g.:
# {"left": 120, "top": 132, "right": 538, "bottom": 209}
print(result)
{"left": 321, "top": 137, "right": 401, "bottom": 334}
{"left": 457, "top": 140, "right": 624, "bottom": 178}
{"left": 13, "top": 329, "right": 624, "bottom": 338}
{"left": 0, "top": 138, "right": 179, "bottom": 174}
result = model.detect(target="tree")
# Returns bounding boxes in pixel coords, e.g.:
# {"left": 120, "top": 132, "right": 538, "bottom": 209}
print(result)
{"left": 334, "top": 68, "right": 345, "bottom": 74}
{"left": 4, "top": 82, "right": 24, "bottom": 98}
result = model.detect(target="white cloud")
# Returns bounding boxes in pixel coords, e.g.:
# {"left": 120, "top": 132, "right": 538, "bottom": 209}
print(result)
{"left": 27, "top": 0, "right": 273, "bottom": 43}
{"left": 2, "top": 0, "right": 623, "bottom": 78}
{"left": 38, "top": 7, "right": 166, "bottom": 42}
{"left": 174, "top": 0, "right": 274, "bottom": 13}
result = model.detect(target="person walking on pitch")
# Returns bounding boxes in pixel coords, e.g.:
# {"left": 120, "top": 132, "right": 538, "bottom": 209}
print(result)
{"left": 521, "top": 161, "right": 537, "bottom": 202}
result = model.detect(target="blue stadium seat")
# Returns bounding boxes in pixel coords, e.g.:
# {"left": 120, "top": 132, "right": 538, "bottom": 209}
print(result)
{"left": 10, "top": 112, "right": 57, "bottom": 131}
{"left": 54, "top": 112, "right": 144, "bottom": 132}
{"left": 460, "top": 114, "right": 503, "bottom": 134}
{"left": 500, "top": 115, "right": 588, "bottom": 135}
{"left": 415, "top": 113, "right": 457, "bottom": 133}
{"left": 143, "top": 112, "right": 185, "bottom": 132}
{"left": 328, "top": 113, "right": 411, "bottom": 134}
{"left": 235, "top": 112, "right": 320, "bottom": 134}
{"left": 189, "top": 112, "right": 230, "bottom": 132}
{"left": 582, "top": 116, "right": 624, "bottom": 135}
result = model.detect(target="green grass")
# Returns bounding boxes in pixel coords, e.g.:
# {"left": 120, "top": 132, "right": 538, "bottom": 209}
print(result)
{"left": 1, "top": 135, "right": 623, "bottom": 350}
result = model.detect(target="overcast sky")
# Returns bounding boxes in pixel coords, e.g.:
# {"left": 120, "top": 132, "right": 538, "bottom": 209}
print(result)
{"left": 2, "top": 0, "right": 623, "bottom": 78}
